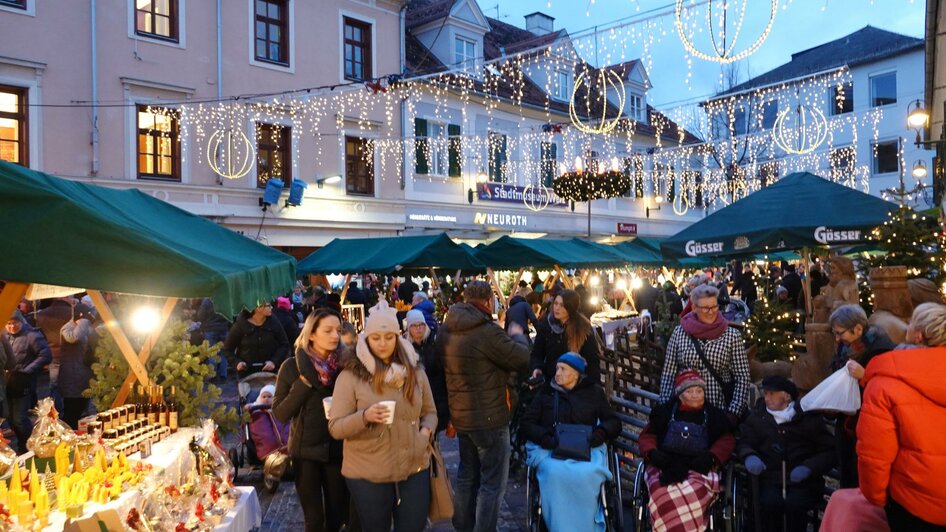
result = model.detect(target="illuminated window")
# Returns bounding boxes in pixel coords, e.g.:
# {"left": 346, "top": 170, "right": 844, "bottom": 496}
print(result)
{"left": 256, "top": 123, "right": 291, "bottom": 188}
{"left": 345, "top": 136, "right": 374, "bottom": 195}
{"left": 0, "top": 86, "right": 27, "bottom": 166}
{"left": 135, "top": 0, "right": 178, "bottom": 41}
{"left": 831, "top": 82, "right": 853, "bottom": 115}
{"left": 137, "top": 105, "right": 179, "bottom": 180}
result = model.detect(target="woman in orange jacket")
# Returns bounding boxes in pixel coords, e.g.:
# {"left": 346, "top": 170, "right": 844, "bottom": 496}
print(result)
{"left": 857, "top": 302, "right": 946, "bottom": 530}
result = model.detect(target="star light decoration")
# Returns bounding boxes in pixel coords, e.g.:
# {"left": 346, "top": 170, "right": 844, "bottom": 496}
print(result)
{"left": 553, "top": 156, "right": 632, "bottom": 202}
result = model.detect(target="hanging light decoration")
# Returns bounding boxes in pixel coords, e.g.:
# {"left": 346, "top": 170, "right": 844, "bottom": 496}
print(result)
{"left": 568, "top": 69, "right": 626, "bottom": 134}
{"left": 674, "top": 0, "right": 778, "bottom": 64}
{"left": 553, "top": 156, "right": 632, "bottom": 202}
{"left": 522, "top": 182, "right": 553, "bottom": 212}
{"left": 206, "top": 128, "right": 256, "bottom": 180}
{"left": 772, "top": 104, "right": 829, "bottom": 155}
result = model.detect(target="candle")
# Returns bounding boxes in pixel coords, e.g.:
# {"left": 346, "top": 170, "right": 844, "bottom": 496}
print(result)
{"left": 16, "top": 498, "right": 31, "bottom": 524}
{"left": 28, "top": 461, "right": 38, "bottom": 503}
{"left": 574, "top": 156, "right": 583, "bottom": 174}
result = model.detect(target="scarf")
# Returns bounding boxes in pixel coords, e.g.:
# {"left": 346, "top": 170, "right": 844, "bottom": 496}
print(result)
{"left": 546, "top": 313, "right": 565, "bottom": 335}
{"left": 680, "top": 311, "right": 728, "bottom": 340}
{"left": 767, "top": 402, "right": 797, "bottom": 425}
{"left": 678, "top": 401, "right": 703, "bottom": 412}
{"left": 470, "top": 301, "right": 493, "bottom": 319}
{"left": 355, "top": 334, "right": 418, "bottom": 389}
{"left": 309, "top": 350, "right": 339, "bottom": 387}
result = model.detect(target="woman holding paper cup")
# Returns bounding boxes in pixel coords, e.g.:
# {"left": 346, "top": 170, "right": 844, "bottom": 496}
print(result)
{"left": 273, "top": 308, "right": 349, "bottom": 532}
{"left": 329, "top": 300, "right": 438, "bottom": 532}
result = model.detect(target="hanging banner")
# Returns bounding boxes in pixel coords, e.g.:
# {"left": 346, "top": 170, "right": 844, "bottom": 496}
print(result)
{"left": 477, "top": 182, "right": 568, "bottom": 208}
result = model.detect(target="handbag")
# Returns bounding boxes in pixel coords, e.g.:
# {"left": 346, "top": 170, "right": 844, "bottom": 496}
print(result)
{"left": 686, "top": 335, "right": 736, "bottom": 406}
{"left": 428, "top": 441, "right": 454, "bottom": 523}
{"left": 550, "top": 392, "right": 592, "bottom": 462}
{"left": 661, "top": 402, "right": 709, "bottom": 456}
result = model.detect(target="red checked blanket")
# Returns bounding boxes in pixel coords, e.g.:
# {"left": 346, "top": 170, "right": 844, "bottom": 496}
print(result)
{"left": 645, "top": 465, "right": 721, "bottom": 532}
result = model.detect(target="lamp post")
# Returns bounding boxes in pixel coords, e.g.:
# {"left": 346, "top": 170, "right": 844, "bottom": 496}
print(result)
{"left": 907, "top": 99, "right": 946, "bottom": 206}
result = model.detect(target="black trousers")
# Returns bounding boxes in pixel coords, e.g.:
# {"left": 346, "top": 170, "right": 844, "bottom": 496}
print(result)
{"left": 759, "top": 481, "right": 822, "bottom": 532}
{"left": 294, "top": 459, "right": 349, "bottom": 532}
{"left": 62, "top": 397, "right": 89, "bottom": 431}
{"left": 346, "top": 468, "right": 430, "bottom": 532}
{"left": 886, "top": 498, "right": 946, "bottom": 532}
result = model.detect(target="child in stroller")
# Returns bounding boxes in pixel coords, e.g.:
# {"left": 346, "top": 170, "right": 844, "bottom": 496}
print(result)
{"left": 231, "top": 375, "right": 291, "bottom": 491}
{"left": 247, "top": 385, "right": 291, "bottom": 460}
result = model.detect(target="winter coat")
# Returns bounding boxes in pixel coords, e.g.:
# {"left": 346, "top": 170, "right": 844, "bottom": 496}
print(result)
{"left": 35, "top": 300, "right": 92, "bottom": 359}
{"left": 435, "top": 302, "right": 530, "bottom": 432}
{"left": 633, "top": 283, "right": 661, "bottom": 318}
{"left": 272, "top": 346, "right": 343, "bottom": 462}
{"left": 328, "top": 338, "right": 437, "bottom": 483}
{"left": 520, "top": 377, "right": 621, "bottom": 445}
{"left": 397, "top": 279, "right": 420, "bottom": 304}
{"left": 737, "top": 401, "right": 835, "bottom": 487}
{"left": 221, "top": 314, "right": 290, "bottom": 376}
{"left": 411, "top": 332, "right": 449, "bottom": 432}
{"left": 273, "top": 308, "right": 300, "bottom": 345}
{"left": 504, "top": 296, "right": 539, "bottom": 335}
{"left": 639, "top": 399, "right": 735, "bottom": 468}
{"left": 3, "top": 322, "right": 51, "bottom": 394}
{"left": 55, "top": 319, "right": 96, "bottom": 398}
{"left": 197, "top": 299, "right": 231, "bottom": 337}
{"left": 530, "top": 313, "right": 602, "bottom": 384}
{"left": 780, "top": 272, "right": 803, "bottom": 309}
{"left": 412, "top": 299, "right": 439, "bottom": 333}
{"left": 857, "top": 347, "right": 946, "bottom": 525}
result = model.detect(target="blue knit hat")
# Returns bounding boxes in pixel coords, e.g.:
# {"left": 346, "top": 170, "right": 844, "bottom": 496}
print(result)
{"left": 558, "top": 352, "right": 587, "bottom": 375}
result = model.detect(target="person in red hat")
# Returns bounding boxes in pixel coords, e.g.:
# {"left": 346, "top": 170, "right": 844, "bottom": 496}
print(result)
{"left": 638, "top": 369, "right": 735, "bottom": 531}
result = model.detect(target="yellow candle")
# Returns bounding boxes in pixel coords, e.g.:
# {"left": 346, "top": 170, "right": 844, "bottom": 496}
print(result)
{"left": 16, "top": 498, "right": 31, "bottom": 524}
{"left": 57, "top": 476, "right": 70, "bottom": 510}
{"left": 9, "top": 461, "right": 21, "bottom": 494}
{"left": 35, "top": 488, "right": 48, "bottom": 516}
{"left": 28, "top": 461, "right": 38, "bottom": 503}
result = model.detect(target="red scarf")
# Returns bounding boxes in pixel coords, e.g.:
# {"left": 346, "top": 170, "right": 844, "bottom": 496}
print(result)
{"left": 680, "top": 311, "right": 728, "bottom": 340}
{"left": 470, "top": 301, "right": 493, "bottom": 319}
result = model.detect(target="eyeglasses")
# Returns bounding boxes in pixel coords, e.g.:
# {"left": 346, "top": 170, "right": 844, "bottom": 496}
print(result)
{"left": 695, "top": 305, "right": 719, "bottom": 312}
{"left": 831, "top": 328, "right": 849, "bottom": 338}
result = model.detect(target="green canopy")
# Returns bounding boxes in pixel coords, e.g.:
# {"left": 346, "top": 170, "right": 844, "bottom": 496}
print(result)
{"left": 475, "top": 236, "right": 626, "bottom": 269}
{"left": 0, "top": 161, "right": 296, "bottom": 316}
{"left": 661, "top": 172, "right": 898, "bottom": 259}
{"left": 607, "top": 239, "right": 665, "bottom": 266}
{"left": 297, "top": 233, "right": 484, "bottom": 275}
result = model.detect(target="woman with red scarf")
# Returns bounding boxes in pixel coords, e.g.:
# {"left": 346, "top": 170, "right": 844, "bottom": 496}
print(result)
{"left": 273, "top": 308, "right": 350, "bottom": 532}
{"left": 658, "top": 284, "right": 751, "bottom": 421}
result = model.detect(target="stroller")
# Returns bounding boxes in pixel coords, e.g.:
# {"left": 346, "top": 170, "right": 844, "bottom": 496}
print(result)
{"left": 722, "top": 297, "right": 751, "bottom": 323}
{"left": 229, "top": 372, "right": 291, "bottom": 493}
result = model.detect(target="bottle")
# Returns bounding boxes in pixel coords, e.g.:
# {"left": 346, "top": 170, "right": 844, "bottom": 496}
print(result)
{"left": 147, "top": 386, "right": 158, "bottom": 425}
{"left": 157, "top": 385, "right": 167, "bottom": 427}
{"left": 168, "top": 386, "right": 179, "bottom": 433}
{"left": 136, "top": 385, "right": 147, "bottom": 421}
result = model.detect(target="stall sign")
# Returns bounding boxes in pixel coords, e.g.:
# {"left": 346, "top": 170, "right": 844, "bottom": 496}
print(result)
{"left": 814, "top": 226, "right": 861, "bottom": 244}
{"left": 473, "top": 212, "right": 529, "bottom": 228}
{"left": 685, "top": 239, "right": 724, "bottom": 256}
{"left": 616, "top": 223, "right": 638, "bottom": 235}
{"left": 478, "top": 182, "right": 568, "bottom": 207}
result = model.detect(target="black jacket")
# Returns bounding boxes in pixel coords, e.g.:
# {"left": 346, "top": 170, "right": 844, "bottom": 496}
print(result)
{"left": 435, "top": 302, "right": 530, "bottom": 432}
{"left": 221, "top": 314, "right": 290, "bottom": 377}
{"left": 737, "top": 401, "right": 836, "bottom": 486}
{"left": 504, "top": 296, "right": 539, "bottom": 334}
{"left": 272, "top": 347, "right": 342, "bottom": 462}
{"left": 530, "top": 313, "right": 601, "bottom": 383}
{"left": 273, "top": 308, "right": 300, "bottom": 345}
{"left": 413, "top": 332, "right": 449, "bottom": 432}
{"left": 520, "top": 377, "right": 621, "bottom": 444}
{"left": 633, "top": 283, "right": 661, "bottom": 318}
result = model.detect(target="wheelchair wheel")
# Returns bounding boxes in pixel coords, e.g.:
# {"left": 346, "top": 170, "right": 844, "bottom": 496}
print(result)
{"left": 631, "top": 460, "right": 649, "bottom": 532}
{"left": 603, "top": 450, "right": 624, "bottom": 532}
{"left": 229, "top": 448, "right": 241, "bottom": 482}
{"left": 525, "top": 467, "right": 548, "bottom": 532}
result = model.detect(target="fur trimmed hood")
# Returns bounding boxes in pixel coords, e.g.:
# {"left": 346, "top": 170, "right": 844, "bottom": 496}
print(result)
{"left": 339, "top": 334, "right": 419, "bottom": 381}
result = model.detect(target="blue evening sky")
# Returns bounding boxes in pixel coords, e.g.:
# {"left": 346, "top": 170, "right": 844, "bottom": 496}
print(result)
{"left": 487, "top": 0, "right": 925, "bottom": 109}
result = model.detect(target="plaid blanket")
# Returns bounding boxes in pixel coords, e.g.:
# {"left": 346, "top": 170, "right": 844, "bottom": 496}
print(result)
{"left": 645, "top": 465, "right": 721, "bottom": 532}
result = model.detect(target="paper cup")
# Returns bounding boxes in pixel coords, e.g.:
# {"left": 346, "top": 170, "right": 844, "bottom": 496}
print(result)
{"left": 379, "top": 400, "right": 397, "bottom": 424}
{"left": 322, "top": 397, "right": 333, "bottom": 420}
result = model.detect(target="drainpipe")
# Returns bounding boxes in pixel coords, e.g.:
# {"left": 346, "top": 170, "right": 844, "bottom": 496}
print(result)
{"left": 399, "top": 2, "right": 407, "bottom": 190}
{"left": 90, "top": 0, "right": 100, "bottom": 176}
{"left": 216, "top": 0, "right": 223, "bottom": 101}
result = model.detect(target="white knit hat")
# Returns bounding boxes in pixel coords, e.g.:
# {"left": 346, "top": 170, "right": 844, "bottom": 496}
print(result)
{"left": 364, "top": 300, "right": 400, "bottom": 335}
{"left": 405, "top": 309, "right": 426, "bottom": 328}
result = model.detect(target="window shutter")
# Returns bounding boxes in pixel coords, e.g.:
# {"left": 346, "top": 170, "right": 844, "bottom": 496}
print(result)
{"left": 414, "top": 118, "right": 428, "bottom": 175}
{"left": 448, "top": 124, "right": 461, "bottom": 177}
{"left": 695, "top": 172, "right": 703, "bottom": 207}
{"left": 667, "top": 171, "right": 676, "bottom": 202}
{"left": 541, "top": 141, "right": 557, "bottom": 186}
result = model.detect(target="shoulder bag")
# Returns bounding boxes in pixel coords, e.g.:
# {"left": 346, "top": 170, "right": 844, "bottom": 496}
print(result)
{"left": 686, "top": 335, "right": 735, "bottom": 406}
{"left": 428, "top": 441, "right": 454, "bottom": 523}
{"left": 550, "top": 391, "right": 592, "bottom": 462}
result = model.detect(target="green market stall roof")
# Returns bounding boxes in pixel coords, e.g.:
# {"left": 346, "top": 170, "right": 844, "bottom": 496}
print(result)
{"left": 475, "top": 236, "right": 627, "bottom": 269}
{"left": 0, "top": 161, "right": 296, "bottom": 316}
{"left": 661, "top": 172, "right": 899, "bottom": 259}
{"left": 297, "top": 233, "right": 485, "bottom": 275}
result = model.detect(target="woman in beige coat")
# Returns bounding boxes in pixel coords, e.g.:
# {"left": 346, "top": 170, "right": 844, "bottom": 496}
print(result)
{"left": 328, "top": 300, "right": 437, "bottom": 532}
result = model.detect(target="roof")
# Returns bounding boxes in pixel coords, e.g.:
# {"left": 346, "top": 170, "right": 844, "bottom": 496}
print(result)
{"left": 405, "top": 0, "right": 455, "bottom": 29}
{"left": 297, "top": 233, "right": 484, "bottom": 275}
{"left": 474, "top": 236, "right": 628, "bottom": 269}
{"left": 719, "top": 26, "right": 923, "bottom": 96}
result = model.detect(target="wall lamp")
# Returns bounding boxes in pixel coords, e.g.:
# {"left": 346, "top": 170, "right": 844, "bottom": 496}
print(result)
{"left": 316, "top": 175, "right": 342, "bottom": 189}
{"left": 645, "top": 195, "right": 663, "bottom": 218}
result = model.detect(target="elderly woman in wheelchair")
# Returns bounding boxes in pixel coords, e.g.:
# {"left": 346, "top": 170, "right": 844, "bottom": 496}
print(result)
{"left": 639, "top": 370, "right": 735, "bottom": 531}
{"left": 520, "top": 353, "right": 622, "bottom": 531}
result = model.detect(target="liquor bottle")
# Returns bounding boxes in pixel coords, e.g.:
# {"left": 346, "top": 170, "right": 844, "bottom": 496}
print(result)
{"left": 147, "top": 386, "right": 158, "bottom": 425}
{"left": 167, "top": 386, "right": 179, "bottom": 433}
{"left": 136, "top": 385, "right": 146, "bottom": 421}
{"left": 157, "top": 385, "right": 167, "bottom": 427}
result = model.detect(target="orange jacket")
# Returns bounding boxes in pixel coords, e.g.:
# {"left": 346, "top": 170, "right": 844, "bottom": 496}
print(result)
{"left": 856, "top": 347, "right": 946, "bottom": 525}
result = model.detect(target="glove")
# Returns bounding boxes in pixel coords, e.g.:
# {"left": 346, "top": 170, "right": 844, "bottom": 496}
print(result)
{"left": 690, "top": 452, "right": 717, "bottom": 474}
{"left": 658, "top": 461, "right": 689, "bottom": 486}
{"left": 540, "top": 434, "right": 558, "bottom": 450}
{"left": 790, "top": 465, "right": 812, "bottom": 483}
{"left": 588, "top": 429, "right": 607, "bottom": 448}
{"left": 744, "top": 455, "right": 766, "bottom": 476}
{"left": 647, "top": 449, "right": 672, "bottom": 469}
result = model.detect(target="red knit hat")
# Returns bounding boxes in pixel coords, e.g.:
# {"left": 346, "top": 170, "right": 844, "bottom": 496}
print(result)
{"left": 674, "top": 369, "right": 706, "bottom": 396}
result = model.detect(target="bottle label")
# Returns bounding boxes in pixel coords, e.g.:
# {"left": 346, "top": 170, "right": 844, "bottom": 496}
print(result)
{"left": 169, "top": 412, "right": 178, "bottom": 431}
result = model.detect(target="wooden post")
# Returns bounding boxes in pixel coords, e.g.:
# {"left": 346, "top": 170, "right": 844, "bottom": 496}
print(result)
{"left": 428, "top": 268, "right": 448, "bottom": 306}
{"left": 507, "top": 267, "right": 525, "bottom": 307}
{"left": 802, "top": 247, "right": 813, "bottom": 320}
{"left": 485, "top": 268, "right": 504, "bottom": 305}
{"left": 339, "top": 273, "right": 353, "bottom": 303}
{"left": 109, "top": 296, "right": 179, "bottom": 407}
{"left": 87, "top": 291, "right": 156, "bottom": 402}
{"left": 554, "top": 265, "right": 574, "bottom": 289}
{"left": 0, "top": 282, "right": 28, "bottom": 326}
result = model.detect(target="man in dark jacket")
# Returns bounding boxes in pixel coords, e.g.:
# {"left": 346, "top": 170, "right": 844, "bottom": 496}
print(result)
{"left": 436, "top": 280, "right": 530, "bottom": 532}
{"left": 780, "top": 264, "right": 804, "bottom": 310}
{"left": 345, "top": 281, "right": 366, "bottom": 305}
{"left": 504, "top": 295, "right": 539, "bottom": 338}
{"left": 4, "top": 310, "right": 51, "bottom": 452}
{"left": 633, "top": 278, "right": 661, "bottom": 317}
{"left": 220, "top": 304, "right": 290, "bottom": 379}
{"left": 397, "top": 276, "right": 419, "bottom": 304}
{"left": 738, "top": 376, "right": 835, "bottom": 532}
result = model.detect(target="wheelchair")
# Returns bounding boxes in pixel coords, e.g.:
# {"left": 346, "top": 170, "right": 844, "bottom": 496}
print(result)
{"left": 525, "top": 444, "right": 625, "bottom": 532}
{"left": 630, "top": 457, "right": 742, "bottom": 532}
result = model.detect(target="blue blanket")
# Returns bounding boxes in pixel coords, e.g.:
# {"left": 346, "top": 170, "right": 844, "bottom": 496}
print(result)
{"left": 526, "top": 441, "right": 612, "bottom": 532}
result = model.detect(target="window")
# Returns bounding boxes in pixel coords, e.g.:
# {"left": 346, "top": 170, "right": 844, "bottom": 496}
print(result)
{"left": 135, "top": 0, "right": 178, "bottom": 41}
{"left": 488, "top": 132, "right": 507, "bottom": 182}
{"left": 872, "top": 140, "right": 899, "bottom": 174}
{"left": 760, "top": 101, "right": 778, "bottom": 130}
{"left": 870, "top": 72, "right": 897, "bottom": 107}
{"left": 255, "top": 0, "right": 288, "bottom": 65}
{"left": 414, "top": 119, "right": 460, "bottom": 177}
{"left": 344, "top": 17, "right": 371, "bottom": 81}
{"left": 256, "top": 123, "right": 291, "bottom": 188}
{"left": 455, "top": 37, "right": 476, "bottom": 71}
{"left": 137, "top": 105, "right": 179, "bottom": 180}
{"left": 831, "top": 82, "right": 853, "bottom": 115}
{"left": 628, "top": 94, "right": 645, "bottom": 122}
{"left": 0, "top": 86, "right": 27, "bottom": 166}
{"left": 623, "top": 155, "right": 644, "bottom": 198}
{"left": 0, "top": 0, "right": 26, "bottom": 9}
{"left": 540, "top": 141, "right": 557, "bottom": 186}
{"left": 829, "top": 145, "right": 856, "bottom": 179}
{"left": 553, "top": 70, "right": 569, "bottom": 101}
{"left": 345, "top": 136, "right": 374, "bottom": 195}
{"left": 757, "top": 161, "right": 780, "bottom": 187}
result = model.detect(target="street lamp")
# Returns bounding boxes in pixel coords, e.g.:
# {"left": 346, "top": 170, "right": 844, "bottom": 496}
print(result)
{"left": 913, "top": 160, "right": 928, "bottom": 179}
{"left": 908, "top": 99, "right": 946, "bottom": 206}
{"left": 908, "top": 99, "right": 929, "bottom": 131}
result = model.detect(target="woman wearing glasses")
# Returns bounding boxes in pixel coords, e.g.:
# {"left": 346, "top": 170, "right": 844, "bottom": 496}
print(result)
{"left": 658, "top": 284, "right": 750, "bottom": 423}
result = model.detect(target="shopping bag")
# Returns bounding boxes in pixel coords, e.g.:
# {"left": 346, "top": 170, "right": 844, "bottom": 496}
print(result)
{"left": 428, "top": 442, "right": 454, "bottom": 523}
{"left": 800, "top": 367, "right": 861, "bottom": 414}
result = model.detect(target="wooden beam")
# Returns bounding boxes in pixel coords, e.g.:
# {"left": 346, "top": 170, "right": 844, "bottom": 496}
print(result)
{"left": 484, "top": 268, "right": 503, "bottom": 309}
{"left": 88, "top": 291, "right": 154, "bottom": 400}
{"left": 339, "top": 273, "right": 353, "bottom": 304}
{"left": 507, "top": 267, "right": 525, "bottom": 307}
{"left": 111, "top": 297, "right": 178, "bottom": 407}
{"left": 0, "top": 282, "right": 28, "bottom": 327}
{"left": 428, "top": 268, "right": 448, "bottom": 306}
{"left": 554, "top": 265, "right": 574, "bottom": 289}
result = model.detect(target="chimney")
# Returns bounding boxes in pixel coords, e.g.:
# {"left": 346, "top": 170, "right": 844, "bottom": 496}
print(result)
{"left": 525, "top": 12, "right": 554, "bottom": 35}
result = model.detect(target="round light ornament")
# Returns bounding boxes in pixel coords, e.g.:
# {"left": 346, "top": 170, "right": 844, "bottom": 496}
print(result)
{"left": 773, "top": 104, "right": 828, "bottom": 155}
{"left": 207, "top": 128, "right": 256, "bottom": 180}
{"left": 674, "top": 0, "right": 778, "bottom": 64}
{"left": 522, "top": 182, "right": 552, "bottom": 212}
{"left": 569, "top": 69, "right": 626, "bottom": 134}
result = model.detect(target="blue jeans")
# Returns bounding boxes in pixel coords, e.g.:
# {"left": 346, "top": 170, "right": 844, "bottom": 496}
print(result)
{"left": 346, "top": 468, "right": 429, "bottom": 532}
{"left": 454, "top": 426, "right": 511, "bottom": 532}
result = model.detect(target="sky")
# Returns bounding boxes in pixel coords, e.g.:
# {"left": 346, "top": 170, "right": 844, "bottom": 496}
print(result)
{"left": 486, "top": 0, "right": 926, "bottom": 109}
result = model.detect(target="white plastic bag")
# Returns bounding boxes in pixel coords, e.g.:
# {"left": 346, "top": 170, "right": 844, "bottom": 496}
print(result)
{"left": 800, "top": 367, "right": 861, "bottom": 415}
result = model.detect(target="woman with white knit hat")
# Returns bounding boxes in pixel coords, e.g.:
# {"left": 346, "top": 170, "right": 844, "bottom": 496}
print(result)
{"left": 404, "top": 309, "right": 449, "bottom": 433}
{"left": 328, "top": 300, "right": 437, "bottom": 532}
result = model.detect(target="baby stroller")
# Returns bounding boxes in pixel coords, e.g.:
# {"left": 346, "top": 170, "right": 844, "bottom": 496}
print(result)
{"left": 722, "top": 297, "right": 751, "bottom": 324}
{"left": 229, "top": 372, "right": 290, "bottom": 493}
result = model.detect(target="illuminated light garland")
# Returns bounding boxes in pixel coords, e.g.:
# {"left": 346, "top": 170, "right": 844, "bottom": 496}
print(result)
{"left": 553, "top": 158, "right": 632, "bottom": 202}
{"left": 522, "top": 182, "right": 553, "bottom": 212}
{"left": 772, "top": 104, "right": 828, "bottom": 155}
{"left": 674, "top": 0, "right": 778, "bottom": 64}
{"left": 569, "top": 69, "right": 626, "bottom": 134}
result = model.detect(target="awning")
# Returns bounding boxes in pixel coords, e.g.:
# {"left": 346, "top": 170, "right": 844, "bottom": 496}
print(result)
{"left": 475, "top": 236, "right": 627, "bottom": 269}
{"left": 297, "top": 233, "right": 484, "bottom": 275}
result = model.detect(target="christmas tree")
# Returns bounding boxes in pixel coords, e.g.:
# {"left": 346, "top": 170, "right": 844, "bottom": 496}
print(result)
{"left": 865, "top": 205, "right": 946, "bottom": 284}
{"left": 743, "top": 299, "right": 800, "bottom": 362}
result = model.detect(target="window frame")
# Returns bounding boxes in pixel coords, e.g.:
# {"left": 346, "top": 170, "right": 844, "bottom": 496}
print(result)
{"left": 869, "top": 72, "right": 897, "bottom": 108}
{"left": 454, "top": 36, "right": 476, "bottom": 71}
{"left": 345, "top": 136, "right": 374, "bottom": 196}
{"left": 553, "top": 70, "right": 569, "bottom": 102}
{"left": 0, "top": 84, "right": 28, "bottom": 167}
{"left": 136, "top": 104, "right": 180, "bottom": 182}
{"left": 829, "top": 144, "right": 857, "bottom": 179}
{"left": 0, "top": 0, "right": 26, "bottom": 9}
{"left": 628, "top": 94, "right": 645, "bottom": 122}
{"left": 871, "top": 139, "right": 900, "bottom": 175}
{"left": 254, "top": 0, "right": 289, "bottom": 66}
{"left": 343, "top": 16, "right": 372, "bottom": 82}
{"left": 426, "top": 121, "right": 450, "bottom": 177}
{"left": 830, "top": 82, "right": 854, "bottom": 116}
{"left": 256, "top": 122, "right": 292, "bottom": 189}
{"left": 134, "top": 0, "right": 179, "bottom": 43}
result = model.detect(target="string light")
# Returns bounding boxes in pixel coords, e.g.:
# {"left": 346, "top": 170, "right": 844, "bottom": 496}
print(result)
{"left": 674, "top": 0, "right": 778, "bottom": 64}
{"left": 772, "top": 104, "right": 828, "bottom": 155}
